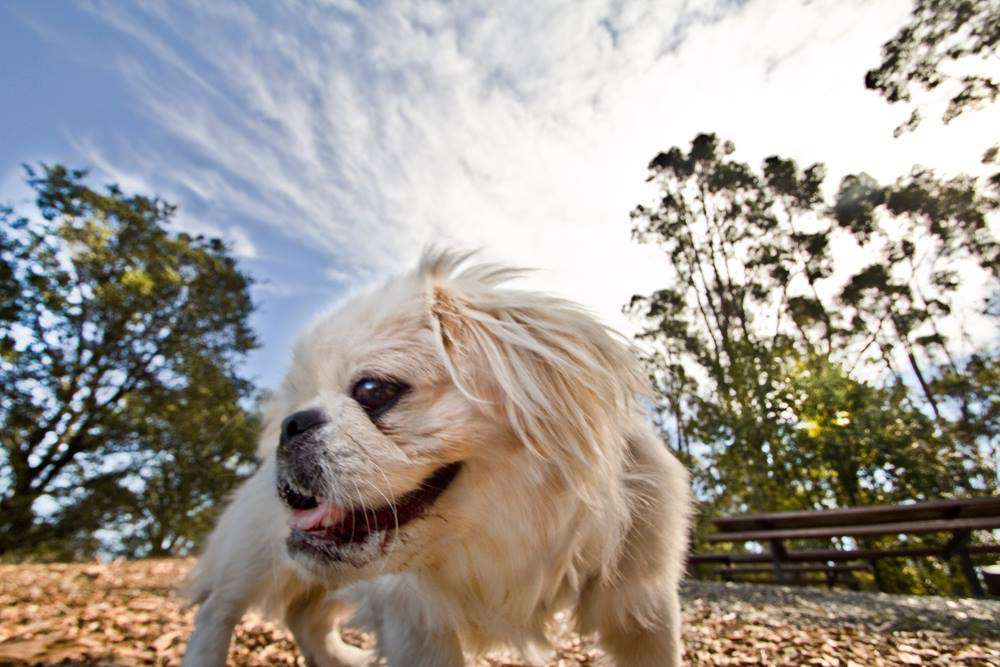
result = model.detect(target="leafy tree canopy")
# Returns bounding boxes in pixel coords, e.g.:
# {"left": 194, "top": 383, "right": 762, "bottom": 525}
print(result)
{"left": 865, "top": 0, "right": 999, "bottom": 135}
{"left": 629, "top": 134, "right": 998, "bottom": 594}
{"left": 0, "top": 165, "right": 259, "bottom": 559}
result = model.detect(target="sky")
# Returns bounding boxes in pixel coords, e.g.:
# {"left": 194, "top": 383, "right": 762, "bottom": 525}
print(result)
{"left": 1, "top": 0, "right": 996, "bottom": 390}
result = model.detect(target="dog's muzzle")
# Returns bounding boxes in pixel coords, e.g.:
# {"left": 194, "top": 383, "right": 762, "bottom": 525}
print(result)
{"left": 274, "top": 407, "right": 463, "bottom": 561}
{"left": 279, "top": 408, "right": 328, "bottom": 449}
{"left": 276, "top": 408, "right": 330, "bottom": 509}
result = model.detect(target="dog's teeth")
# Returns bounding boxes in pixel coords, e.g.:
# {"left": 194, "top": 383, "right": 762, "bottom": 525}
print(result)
{"left": 321, "top": 513, "right": 334, "bottom": 527}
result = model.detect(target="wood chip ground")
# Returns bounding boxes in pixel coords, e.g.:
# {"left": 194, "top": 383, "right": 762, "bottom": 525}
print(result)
{"left": 0, "top": 559, "right": 997, "bottom": 665}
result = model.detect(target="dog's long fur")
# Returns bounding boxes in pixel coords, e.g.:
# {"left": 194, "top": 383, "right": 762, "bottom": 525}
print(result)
{"left": 182, "top": 250, "right": 691, "bottom": 666}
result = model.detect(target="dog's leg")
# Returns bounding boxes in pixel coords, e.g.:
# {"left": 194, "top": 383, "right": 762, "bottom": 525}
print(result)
{"left": 182, "top": 458, "right": 289, "bottom": 667}
{"left": 377, "top": 616, "right": 464, "bottom": 667}
{"left": 182, "top": 591, "right": 249, "bottom": 667}
{"left": 286, "top": 588, "right": 373, "bottom": 667}
{"left": 351, "top": 578, "right": 464, "bottom": 667}
{"left": 580, "top": 427, "right": 690, "bottom": 667}
{"left": 589, "top": 586, "right": 683, "bottom": 667}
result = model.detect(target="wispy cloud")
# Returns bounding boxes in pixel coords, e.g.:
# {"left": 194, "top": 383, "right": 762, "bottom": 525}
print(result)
{"left": 39, "top": 0, "right": 996, "bottom": 347}
{"left": 64, "top": 1, "right": 753, "bottom": 296}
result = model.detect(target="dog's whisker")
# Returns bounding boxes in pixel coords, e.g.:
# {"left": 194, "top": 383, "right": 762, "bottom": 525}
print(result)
{"left": 360, "top": 475, "right": 400, "bottom": 543}
{"left": 364, "top": 461, "right": 402, "bottom": 579}
{"left": 356, "top": 476, "right": 400, "bottom": 576}
{"left": 359, "top": 479, "right": 376, "bottom": 537}
{"left": 350, "top": 479, "right": 369, "bottom": 543}
{"left": 366, "top": 460, "right": 401, "bottom": 535}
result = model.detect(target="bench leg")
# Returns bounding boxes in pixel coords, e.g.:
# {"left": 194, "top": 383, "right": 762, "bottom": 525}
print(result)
{"left": 869, "top": 559, "right": 886, "bottom": 593}
{"left": 769, "top": 539, "right": 788, "bottom": 585}
{"left": 945, "top": 530, "right": 985, "bottom": 598}
{"left": 957, "top": 549, "right": 985, "bottom": 598}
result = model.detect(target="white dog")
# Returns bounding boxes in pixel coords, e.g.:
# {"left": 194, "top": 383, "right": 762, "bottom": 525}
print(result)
{"left": 181, "top": 250, "right": 691, "bottom": 666}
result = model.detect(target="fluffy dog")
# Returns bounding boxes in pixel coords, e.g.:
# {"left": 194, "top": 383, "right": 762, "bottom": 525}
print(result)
{"left": 181, "top": 250, "right": 691, "bottom": 666}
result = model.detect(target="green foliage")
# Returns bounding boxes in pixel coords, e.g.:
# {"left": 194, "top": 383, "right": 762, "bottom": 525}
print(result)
{"left": 629, "top": 134, "right": 998, "bottom": 595}
{"left": 0, "top": 165, "right": 259, "bottom": 559}
{"left": 865, "top": 0, "right": 999, "bottom": 135}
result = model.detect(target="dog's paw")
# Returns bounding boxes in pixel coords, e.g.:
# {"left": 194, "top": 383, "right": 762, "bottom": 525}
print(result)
{"left": 306, "top": 634, "right": 375, "bottom": 667}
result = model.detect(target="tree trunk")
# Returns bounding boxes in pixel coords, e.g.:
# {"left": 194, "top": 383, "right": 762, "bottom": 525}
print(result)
{"left": 0, "top": 496, "right": 37, "bottom": 556}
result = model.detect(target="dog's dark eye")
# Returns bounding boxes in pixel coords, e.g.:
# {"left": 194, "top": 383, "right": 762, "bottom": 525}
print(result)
{"left": 351, "top": 377, "right": 407, "bottom": 417}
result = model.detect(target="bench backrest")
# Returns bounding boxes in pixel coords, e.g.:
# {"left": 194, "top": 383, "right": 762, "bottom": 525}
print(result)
{"left": 712, "top": 496, "right": 1000, "bottom": 533}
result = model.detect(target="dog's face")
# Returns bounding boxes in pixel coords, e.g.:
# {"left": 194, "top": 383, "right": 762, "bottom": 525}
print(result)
{"left": 267, "top": 252, "right": 645, "bottom": 578}
{"left": 270, "top": 270, "right": 495, "bottom": 575}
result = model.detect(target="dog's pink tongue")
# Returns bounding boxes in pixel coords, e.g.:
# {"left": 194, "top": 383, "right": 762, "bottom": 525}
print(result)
{"left": 290, "top": 503, "right": 347, "bottom": 531}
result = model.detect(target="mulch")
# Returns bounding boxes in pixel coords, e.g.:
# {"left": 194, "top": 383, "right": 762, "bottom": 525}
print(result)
{"left": 0, "top": 559, "right": 997, "bottom": 666}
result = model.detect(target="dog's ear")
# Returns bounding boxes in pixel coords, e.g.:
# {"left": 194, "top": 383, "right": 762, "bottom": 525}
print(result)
{"left": 427, "top": 259, "right": 648, "bottom": 492}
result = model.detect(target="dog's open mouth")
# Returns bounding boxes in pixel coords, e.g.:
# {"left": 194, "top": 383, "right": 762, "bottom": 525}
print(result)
{"left": 283, "top": 462, "right": 462, "bottom": 562}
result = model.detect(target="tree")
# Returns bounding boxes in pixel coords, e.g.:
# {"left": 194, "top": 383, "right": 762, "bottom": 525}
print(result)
{"left": 108, "top": 360, "right": 261, "bottom": 558}
{"left": 865, "top": 0, "right": 999, "bottom": 135}
{"left": 0, "top": 165, "right": 259, "bottom": 559}
{"left": 627, "top": 134, "right": 998, "bottom": 593}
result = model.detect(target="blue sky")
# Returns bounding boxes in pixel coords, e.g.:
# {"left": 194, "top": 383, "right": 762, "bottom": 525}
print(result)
{"left": 1, "top": 0, "right": 994, "bottom": 390}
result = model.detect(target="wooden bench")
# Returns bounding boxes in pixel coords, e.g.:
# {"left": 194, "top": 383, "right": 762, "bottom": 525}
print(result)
{"left": 690, "top": 496, "right": 1000, "bottom": 597}
{"left": 714, "top": 562, "right": 871, "bottom": 590}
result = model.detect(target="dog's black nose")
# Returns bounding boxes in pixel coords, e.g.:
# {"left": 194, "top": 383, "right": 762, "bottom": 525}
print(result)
{"left": 280, "top": 408, "right": 328, "bottom": 448}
